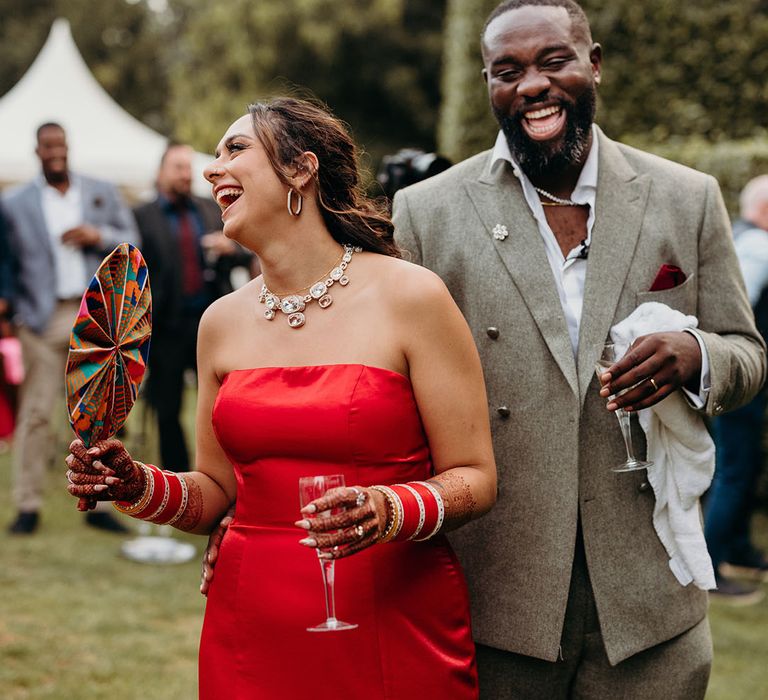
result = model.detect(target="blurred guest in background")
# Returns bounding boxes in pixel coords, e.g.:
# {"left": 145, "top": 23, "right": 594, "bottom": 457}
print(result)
{"left": 0, "top": 203, "right": 18, "bottom": 444}
{"left": 0, "top": 203, "right": 12, "bottom": 319}
{"left": 705, "top": 175, "right": 768, "bottom": 602}
{"left": 376, "top": 148, "right": 452, "bottom": 204}
{"left": 135, "top": 142, "right": 253, "bottom": 473}
{"left": 2, "top": 122, "right": 138, "bottom": 534}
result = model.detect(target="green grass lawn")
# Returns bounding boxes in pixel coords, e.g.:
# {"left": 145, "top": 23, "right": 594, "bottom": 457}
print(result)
{"left": 0, "top": 409, "right": 767, "bottom": 699}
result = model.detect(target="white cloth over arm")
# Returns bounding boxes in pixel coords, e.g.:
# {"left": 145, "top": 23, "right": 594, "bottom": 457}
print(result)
{"left": 610, "top": 302, "right": 716, "bottom": 590}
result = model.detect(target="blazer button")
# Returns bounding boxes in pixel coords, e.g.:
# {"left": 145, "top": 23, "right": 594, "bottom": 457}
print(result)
{"left": 497, "top": 406, "right": 511, "bottom": 419}
{"left": 638, "top": 481, "right": 650, "bottom": 492}
{"left": 487, "top": 327, "right": 500, "bottom": 340}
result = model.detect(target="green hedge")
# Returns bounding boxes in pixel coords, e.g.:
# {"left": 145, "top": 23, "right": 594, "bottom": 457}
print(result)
{"left": 628, "top": 134, "right": 768, "bottom": 218}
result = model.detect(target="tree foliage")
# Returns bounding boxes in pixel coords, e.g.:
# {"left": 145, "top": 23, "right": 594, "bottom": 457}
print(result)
{"left": 437, "top": 0, "right": 498, "bottom": 163}
{"left": 0, "top": 0, "right": 446, "bottom": 168}
{"left": 164, "top": 0, "right": 446, "bottom": 164}
{"left": 583, "top": 0, "right": 768, "bottom": 143}
{"left": 2, "top": 0, "right": 766, "bottom": 187}
{"left": 0, "top": 0, "right": 172, "bottom": 133}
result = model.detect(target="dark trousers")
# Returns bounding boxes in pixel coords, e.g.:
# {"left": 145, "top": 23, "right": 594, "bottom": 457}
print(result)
{"left": 146, "top": 311, "right": 201, "bottom": 472}
{"left": 704, "top": 392, "right": 767, "bottom": 569}
{"left": 476, "top": 530, "right": 711, "bottom": 699}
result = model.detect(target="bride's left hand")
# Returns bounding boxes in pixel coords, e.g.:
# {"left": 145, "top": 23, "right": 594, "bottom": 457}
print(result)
{"left": 295, "top": 486, "right": 386, "bottom": 559}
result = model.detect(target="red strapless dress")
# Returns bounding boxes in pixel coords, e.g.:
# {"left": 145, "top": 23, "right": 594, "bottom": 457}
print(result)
{"left": 199, "top": 364, "right": 477, "bottom": 699}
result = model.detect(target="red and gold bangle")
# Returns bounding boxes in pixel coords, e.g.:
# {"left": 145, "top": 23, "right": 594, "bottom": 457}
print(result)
{"left": 166, "top": 474, "right": 189, "bottom": 526}
{"left": 390, "top": 484, "right": 424, "bottom": 541}
{"left": 113, "top": 462, "right": 153, "bottom": 515}
{"left": 131, "top": 475, "right": 166, "bottom": 519}
{"left": 399, "top": 483, "right": 426, "bottom": 540}
{"left": 370, "top": 485, "right": 402, "bottom": 543}
{"left": 151, "top": 470, "right": 185, "bottom": 525}
{"left": 410, "top": 481, "right": 444, "bottom": 541}
{"left": 143, "top": 468, "right": 170, "bottom": 522}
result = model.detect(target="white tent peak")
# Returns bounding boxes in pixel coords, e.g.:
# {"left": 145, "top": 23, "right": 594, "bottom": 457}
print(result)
{"left": 0, "top": 18, "right": 211, "bottom": 195}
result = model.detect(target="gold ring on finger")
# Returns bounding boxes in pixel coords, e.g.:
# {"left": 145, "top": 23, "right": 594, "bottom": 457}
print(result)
{"left": 648, "top": 377, "right": 659, "bottom": 392}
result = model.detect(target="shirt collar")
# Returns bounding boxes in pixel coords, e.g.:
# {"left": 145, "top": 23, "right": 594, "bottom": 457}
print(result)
{"left": 35, "top": 172, "right": 80, "bottom": 192}
{"left": 159, "top": 192, "right": 196, "bottom": 214}
{"left": 490, "top": 124, "right": 599, "bottom": 197}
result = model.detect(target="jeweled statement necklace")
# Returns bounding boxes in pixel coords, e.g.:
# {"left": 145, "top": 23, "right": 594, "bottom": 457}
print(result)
{"left": 258, "top": 243, "right": 362, "bottom": 328}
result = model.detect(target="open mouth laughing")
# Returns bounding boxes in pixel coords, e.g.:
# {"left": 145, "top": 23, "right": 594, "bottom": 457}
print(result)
{"left": 215, "top": 187, "right": 243, "bottom": 213}
{"left": 521, "top": 104, "right": 566, "bottom": 141}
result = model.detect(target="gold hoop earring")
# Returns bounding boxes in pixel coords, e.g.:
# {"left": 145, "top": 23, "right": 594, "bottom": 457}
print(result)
{"left": 287, "top": 188, "right": 303, "bottom": 217}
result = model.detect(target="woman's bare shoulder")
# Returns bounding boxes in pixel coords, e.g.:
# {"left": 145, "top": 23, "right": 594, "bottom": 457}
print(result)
{"left": 365, "top": 254, "right": 452, "bottom": 313}
{"left": 198, "top": 278, "right": 261, "bottom": 336}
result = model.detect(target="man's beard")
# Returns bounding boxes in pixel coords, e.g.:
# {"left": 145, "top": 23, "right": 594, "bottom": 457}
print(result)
{"left": 495, "top": 87, "right": 596, "bottom": 181}
{"left": 44, "top": 168, "right": 68, "bottom": 184}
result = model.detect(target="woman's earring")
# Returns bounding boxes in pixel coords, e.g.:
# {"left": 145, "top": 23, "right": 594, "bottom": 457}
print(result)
{"left": 287, "top": 188, "right": 303, "bottom": 217}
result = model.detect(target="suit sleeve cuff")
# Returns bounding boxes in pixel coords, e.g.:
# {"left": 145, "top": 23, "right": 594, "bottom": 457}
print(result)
{"left": 681, "top": 328, "right": 711, "bottom": 409}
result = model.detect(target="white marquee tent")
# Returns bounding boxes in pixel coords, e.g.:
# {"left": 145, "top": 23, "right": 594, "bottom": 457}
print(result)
{"left": 0, "top": 18, "right": 211, "bottom": 196}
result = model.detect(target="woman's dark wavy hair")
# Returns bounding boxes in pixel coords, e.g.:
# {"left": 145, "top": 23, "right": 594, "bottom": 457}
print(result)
{"left": 247, "top": 97, "right": 401, "bottom": 258}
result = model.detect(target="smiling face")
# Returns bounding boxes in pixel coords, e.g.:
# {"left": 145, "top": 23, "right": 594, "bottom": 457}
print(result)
{"left": 204, "top": 114, "right": 294, "bottom": 243}
{"left": 482, "top": 5, "right": 601, "bottom": 180}
{"left": 36, "top": 125, "right": 69, "bottom": 184}
{"left": 157, "top": 144, "right": 194, "bottom": 201}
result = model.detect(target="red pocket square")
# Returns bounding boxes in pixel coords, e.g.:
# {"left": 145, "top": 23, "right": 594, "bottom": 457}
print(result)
{"left": 650, "top": 264, "right": 686, "bottom": 292}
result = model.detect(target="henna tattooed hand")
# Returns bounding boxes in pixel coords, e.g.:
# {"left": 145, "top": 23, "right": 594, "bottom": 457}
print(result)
{"left": 295, "top": 486, "right": 388, "bottom": 559}
{"left": 66, "top": 438, "right": 145, "bottom": 510}
{"left": 201, "top": 505, "right": 235, "bottom": 596}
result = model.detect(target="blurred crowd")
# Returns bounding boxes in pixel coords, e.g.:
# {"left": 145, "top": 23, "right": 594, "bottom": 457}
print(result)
{"left": 0, "top": 122, "right": 450, "bottom": 538}
{"left": 0, "top": 123, "right": 254, "bottom": 534}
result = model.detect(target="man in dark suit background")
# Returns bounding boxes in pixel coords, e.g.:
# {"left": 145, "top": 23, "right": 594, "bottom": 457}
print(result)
{"left": 135, "top": 142, "right": 253, "bottom": 473}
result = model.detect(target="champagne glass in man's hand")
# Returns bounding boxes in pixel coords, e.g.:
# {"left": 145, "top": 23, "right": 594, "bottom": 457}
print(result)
{"left": 596, "top": 343, "right": 653, "bottom": 473}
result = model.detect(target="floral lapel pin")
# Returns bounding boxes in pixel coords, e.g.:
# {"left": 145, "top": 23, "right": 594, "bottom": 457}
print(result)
{"left": 492, "top": 223, "right": 509, "bottom": 241}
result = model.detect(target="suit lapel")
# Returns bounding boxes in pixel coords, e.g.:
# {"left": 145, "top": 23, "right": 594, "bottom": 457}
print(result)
{"left": 465, "top": 158, "right": 579, "bottom": 397}
{"left": 24, "top": 185, "right": 53, "bottom": 254}
{"left": 576, "top": 130, "right": 651, "bottom": 405}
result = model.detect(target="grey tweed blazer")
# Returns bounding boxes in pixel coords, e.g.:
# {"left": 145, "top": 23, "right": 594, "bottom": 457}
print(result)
{"left": 392, "top": 127, "right": 765, "bottom": 664}
{"left": 3, "top": 174, "right": 138, "bottom": 334}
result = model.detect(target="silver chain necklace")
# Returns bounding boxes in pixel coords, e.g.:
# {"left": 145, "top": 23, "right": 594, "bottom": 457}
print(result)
{"left": 258, "top": 244, "right": 361, "bottom": 329}
{"left": 534, "top": 186, "right": 580, "bottom": 206}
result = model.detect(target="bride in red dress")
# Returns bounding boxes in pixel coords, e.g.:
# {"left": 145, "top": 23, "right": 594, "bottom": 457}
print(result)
{"left": 66, "top": 97, "right": 496, "bottom": 699}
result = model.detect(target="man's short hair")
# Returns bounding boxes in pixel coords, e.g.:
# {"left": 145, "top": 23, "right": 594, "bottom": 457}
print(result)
{"left": 159, "top": 140, "right": 189, "bottom": 167}
{"left": 483, "top": 0, "right": 592, "bottom": 44}
{"left": 36, "top": 122, "right": 64, "bottom": 141}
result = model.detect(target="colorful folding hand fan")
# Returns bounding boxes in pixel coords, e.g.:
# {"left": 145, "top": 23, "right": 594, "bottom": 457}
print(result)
{"left": 66, "top": 243, "right": 152, "bottom": 451}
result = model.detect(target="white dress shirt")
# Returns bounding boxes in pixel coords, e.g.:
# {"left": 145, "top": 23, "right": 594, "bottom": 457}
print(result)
{"left": 491, "top": 128, "right": 598, "bottom": 355}
{"left": 490, "top": 127, "right": 710, "bottom": 404}
{"left": 39, "top": 174, "right": 89, "bottom": 299}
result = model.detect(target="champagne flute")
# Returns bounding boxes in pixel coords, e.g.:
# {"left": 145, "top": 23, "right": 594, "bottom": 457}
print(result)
{"left": 298, "top": 474, "right": 358, "bottom": 632}
{"left": 596, "top": 343, "right": 653, "bottom": 472}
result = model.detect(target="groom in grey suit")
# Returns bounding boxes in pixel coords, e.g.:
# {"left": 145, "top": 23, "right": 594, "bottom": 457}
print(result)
{"left": 3, "top": 122, "right": 138, "bottom": 534}
{"left": 393, "top": 1, "right": 765, "bottom": 697}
